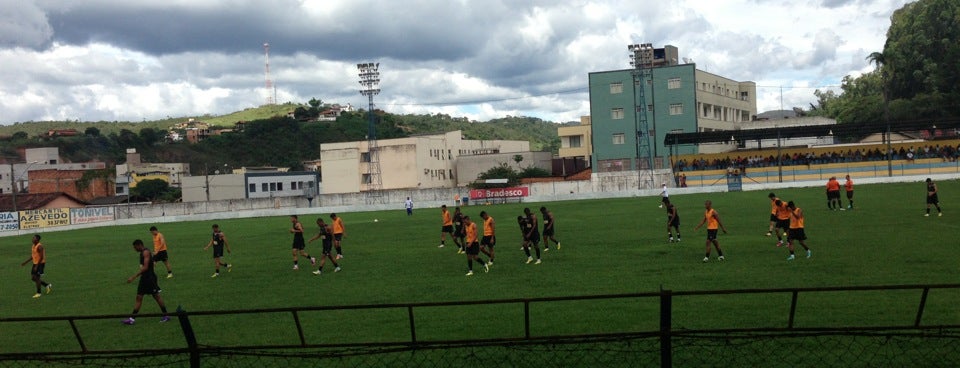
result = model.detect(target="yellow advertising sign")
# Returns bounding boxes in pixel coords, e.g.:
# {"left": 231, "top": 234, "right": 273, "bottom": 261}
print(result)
{"left": 19, "top": 208, "right": 71, "bottom": 229}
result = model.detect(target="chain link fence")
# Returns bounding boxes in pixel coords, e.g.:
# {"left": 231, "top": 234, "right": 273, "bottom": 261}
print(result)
{"left": 3, "top": 330, "right": 959, "bottom": 367}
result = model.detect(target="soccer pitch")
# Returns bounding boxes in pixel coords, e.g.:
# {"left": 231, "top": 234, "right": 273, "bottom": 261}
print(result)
{"left": 1, "top": 180, "right": 958, "bottom": 352}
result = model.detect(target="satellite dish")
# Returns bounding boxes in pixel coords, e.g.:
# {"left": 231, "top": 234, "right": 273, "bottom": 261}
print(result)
{"left": 682, "top": 57, "right": 692, "bottom": 64}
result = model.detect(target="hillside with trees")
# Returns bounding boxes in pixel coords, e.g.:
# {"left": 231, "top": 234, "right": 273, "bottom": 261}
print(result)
{"left": 0, "top": 105, "right": 563, "bottom": 174}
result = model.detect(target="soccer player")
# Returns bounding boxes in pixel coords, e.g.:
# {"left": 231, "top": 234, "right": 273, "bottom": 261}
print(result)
{"left": 844, "top": 175, "right": 855, "bottom": 209}
{"left": 289, "top": 215, "right": 315, "bottom": 270}
{"left": 925, "top": 178, "right": 942, "bottom": 216}
{"left": 658, "top": 183, "right": 669, "bottom": 208}
{"left": 785, "top": 201, "right": 812, "bottom": 261}
{"left": 330, "top": 213, "right": 346, "bottom": 258}
{"left": 202, "top": 224, "right": 232, "bottom": 277}
{"left": 405, "top": 197, "right": 413, "bottom": 216}
{"left": 149, "top": 226, "right": 174, "bottom": 278}
{"left": 694, "top": 200, "right": 727, "bottom": 262}
{"left": 766, "top": 192, "right": 779, "bottom": 236}
{"left": 438, "top": 205, "right": 454, "bottom": 248}
{"left": 20, "top": 234, "right": 51, "bottom": 299}
{"left": 452, "top": 207, "right": 466, "bottom": 254}
{"left": 123, "top": 239, "right": 169, "bottom": 325}
{"left": 826, "top": 177, "right": 841, "bottom": 210}
{"left": 462, "top": 215, "right": 489, "bottom": 276}
{"left": 663, "top": 199, "right": 681, "bottom": 243}
{"left": 773, "top": 200, "right": 791, "bottom": 246}
{"left": 308, "top": 218, "right": 341, "bottom": 275}
{"left": 479, "top": 211, "right": 497, "bottom": 264}
{"left": 523, "top": 208, "right": 542, "bottom": 264}
{"left": 540, "top": 206, "right": 560, "bottom": 250}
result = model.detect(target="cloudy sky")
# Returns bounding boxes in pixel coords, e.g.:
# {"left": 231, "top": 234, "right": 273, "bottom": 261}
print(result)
{"left": 0, "top": 0, "right": 910, "bottom": 125}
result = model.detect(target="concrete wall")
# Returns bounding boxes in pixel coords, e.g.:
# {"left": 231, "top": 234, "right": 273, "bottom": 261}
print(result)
{"left": 456, "top": 151, "right": 553, "bottom": 186}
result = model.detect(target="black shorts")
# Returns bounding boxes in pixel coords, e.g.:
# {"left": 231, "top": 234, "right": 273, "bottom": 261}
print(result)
{"left": 454, "top": 227, "right": 465, "bottom": 237}
{"left": 788, "top": 228, "right": 807, "bottom": 241}
{"left": 334, "top": 233, "right": 343, "bottom": 241}
{"left": 527, "top": 232, "right": 541, "bottom": 244}
{"left": 846, "top": 191, "right": 854, "bottom": 199}
{"left": 153, "top": 250, "right": 169, "bottom": 262}
{"left": 322, "top": 241, "right": 333, "bottom": 255}
{"left": 927, "top": 194, "right": 939, "bottom": 204}
{"left": 466, "top": 242, "right": 480, "bottom": 255}
{"left": 707, "top": 229, "right": 718, "bottom": 240}
{"left": 31, "top": 263, "right": 45, "bottom": 277}
{"left": 213, "top": 245, "right": 225, "bottom": 258}
{"left": 776, "top": 219, "right": 790, "bottom": 229}
{"left": 441, "top": 225, "right": 454, "bottom": 234}
{"left": 542, "top": 226, "right": 555, "bottom": 237}
{"left": 769, "top": 214, "right": 778, "bottom": 222}
{"left": 292, "top": 238, "right": 306, "bottom": 250}
{"left": 668, "top": 217, "right": 680, "bottom": 228}
{"left": 481, "top": 235, "right": 496, "bottom": 248}
{"left": 662, "top": 197, "right": 669, "bottom": 203}
{"left": 828, "top": 190, "right": 840, "bottom": 200}
{"left": 137, "top": 274, "right": 161, "bottom": 295}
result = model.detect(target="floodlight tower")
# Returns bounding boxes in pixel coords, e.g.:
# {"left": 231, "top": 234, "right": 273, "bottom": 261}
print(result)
{"left": 628, "top": 43, "right": 655, "bottom": 189}
{"left": 264, "top": 43, "right": 274, "bottom": 105}
{"left": 357, "top": 62, "right": 383, "bottom": 202}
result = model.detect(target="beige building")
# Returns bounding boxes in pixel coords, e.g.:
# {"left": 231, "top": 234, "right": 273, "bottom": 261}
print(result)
{"left": 558, "top": 116, "right": 592, "bottom": 163}
{"left": 320, "top": 131, "right": 530, "bottom": 194}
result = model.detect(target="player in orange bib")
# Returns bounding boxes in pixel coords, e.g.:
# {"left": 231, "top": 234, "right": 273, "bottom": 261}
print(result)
{"left": 150, "top": 226, "right": 174, "bottom": 278}
{"left": 20, "top": 235, "right": 52, "bottom": 298}
{"left": 786, "top": 201, "right": 812, "bottom": 260}
{"left": 694, "top": 200, "right": 728, "bottom": 262}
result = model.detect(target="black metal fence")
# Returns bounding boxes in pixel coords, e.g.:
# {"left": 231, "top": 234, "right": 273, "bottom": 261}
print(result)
{"left": 3, "top": 284, "right": 959, "bottom": 367}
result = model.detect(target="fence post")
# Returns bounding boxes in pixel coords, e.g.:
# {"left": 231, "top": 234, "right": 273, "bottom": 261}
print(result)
{"left": 660, "top": 289, "right": 672, "bottom": 368}
{"left": 176, "top": 306, "right": 200, "bottom": 368}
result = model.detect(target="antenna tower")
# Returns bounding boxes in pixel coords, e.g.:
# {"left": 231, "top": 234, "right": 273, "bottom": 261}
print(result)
{"left": 357, "top": 62, "right": 383, "bottom": 203}
{"left": 264, "top": 43, "right": 274, "bottom": 105}
{"left": 628, "top": 43, "right": 655, "bottom": 189}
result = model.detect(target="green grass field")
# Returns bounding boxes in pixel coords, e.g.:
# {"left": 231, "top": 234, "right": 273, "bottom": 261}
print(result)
{"left": 1, "top": 180, "right": 958, "bottom": 354}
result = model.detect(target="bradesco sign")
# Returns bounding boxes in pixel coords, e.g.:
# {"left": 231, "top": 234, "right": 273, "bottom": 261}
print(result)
{"left": 469, "top": 187, "right": 529, "bottom": 199}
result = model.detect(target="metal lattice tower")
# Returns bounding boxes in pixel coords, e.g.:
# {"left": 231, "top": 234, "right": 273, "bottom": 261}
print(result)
{"left": 263, "top": 43, "right": 274, "bottom": 105}
{"left": 357, "top": 62, "right": 383, "bottom": 203}
{"left": 629, "top": 43, "right": 655, "bottom": 189}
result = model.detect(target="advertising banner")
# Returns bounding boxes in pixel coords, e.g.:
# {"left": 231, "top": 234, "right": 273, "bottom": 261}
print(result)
{"left": 70, "top": 207, "right": 115, "bottom": 224}
{"left": 0, "top": 211, "right": 18, "bottom": 231}
{"left": 19, "top": 208, "right": 71, "bottom": 230}
{"left": 468, "top": 187, "right": 530, "bottom": 199}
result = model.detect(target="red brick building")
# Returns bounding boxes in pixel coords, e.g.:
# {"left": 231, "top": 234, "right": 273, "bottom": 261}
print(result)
{"left": 28, "top": 169, "right": 113, "bottom": 202}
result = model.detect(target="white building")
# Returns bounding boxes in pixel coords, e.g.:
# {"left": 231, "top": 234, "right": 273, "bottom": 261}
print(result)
{"left": 320, "top": 131, "right": 530, "bottom": 194}
{"left": 180, "top": 170, "right": 320, "bottom": 202}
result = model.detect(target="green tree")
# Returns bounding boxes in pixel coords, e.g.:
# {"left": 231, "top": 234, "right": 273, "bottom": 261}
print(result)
{"left": 471, "top": 163, "right": 520, "bottom": 189}
{"left": 11, "top": 131, "right": 27, "bottom": 140}
{"left": 84, "top": 127, "right": 101, "bottom": 137}
{"left": 132, "top": 179, "right": 172, "bottom": 202}
{"left": 878, "top": 0, "right": 960, "bottom": 116}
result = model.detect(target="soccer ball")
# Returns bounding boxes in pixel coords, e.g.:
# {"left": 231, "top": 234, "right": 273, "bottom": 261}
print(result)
{"left": 374, "top": 219, "right": 379, "bottom": 222}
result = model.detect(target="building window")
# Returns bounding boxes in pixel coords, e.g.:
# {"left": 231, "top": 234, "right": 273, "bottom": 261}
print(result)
{"left": 249, "top": 183, "right": 256, "bottom": 193}
{"left": 569, "top": 136, "right": 582, "bottom": 148}
{"left": 610, "top": 82, "right": 623, "bottom": 94}
{"left": 308, "top": 181, "right": 315, "bottom": 188}
{"left": 269, "top": 182, "right": 276, "bottom": 191}
{"left": 612, "top": 133, "right": 625, "bottom": 145}
{"left": 277, "top": 182, "right": 283, "bottom": 191}
{"left": 362, "top": 174, "right": 371, "bottom": 184}
{"left": 361, "top": 152, "right": 371, "bottom": 162}
{"left": 262, "top": 183, "right": 268, "bottom": 192}
{"left": 668, "top": 78, "right": 681, "bottom": 89}
{"left": 611, "top": 108, "right": 624, "bottom": 120}
{"left": 669, "top": 103, "right": 683, "bottom": 115}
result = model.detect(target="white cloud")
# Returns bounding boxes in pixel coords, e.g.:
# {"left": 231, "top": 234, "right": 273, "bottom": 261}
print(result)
{"left": 0, "top": 0, "right": 913, "bottom": 124}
